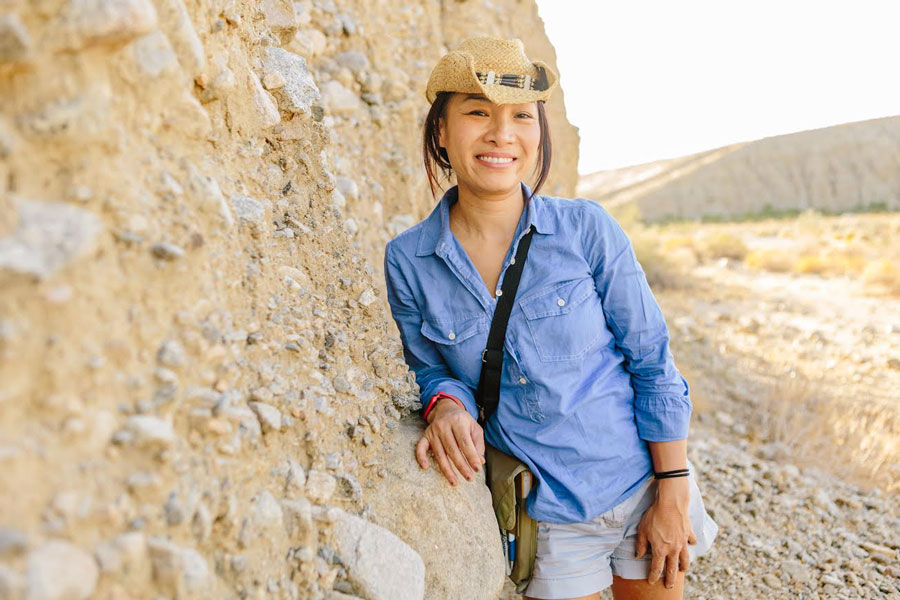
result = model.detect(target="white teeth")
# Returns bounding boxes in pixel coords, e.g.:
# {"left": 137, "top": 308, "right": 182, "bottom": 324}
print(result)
{"left": 477, "top": 155, "right": 514, "bottom": 163}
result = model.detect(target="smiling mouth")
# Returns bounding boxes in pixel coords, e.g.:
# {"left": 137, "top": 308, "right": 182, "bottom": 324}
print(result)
{"left": 476, "top": 155, "right": 516, "bottom": 164}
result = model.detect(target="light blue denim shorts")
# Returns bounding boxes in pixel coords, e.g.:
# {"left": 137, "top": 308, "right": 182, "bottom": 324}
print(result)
{"left": 524, "top": 460, "right": 719, "bottom": 599}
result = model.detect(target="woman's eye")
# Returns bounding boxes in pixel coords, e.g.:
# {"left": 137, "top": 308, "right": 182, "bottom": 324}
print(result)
{"left": 517, "top": 113, "right": 533, "bottom": 119}
{"left": 468, "top": 110, "right": 487, "bottom": 116}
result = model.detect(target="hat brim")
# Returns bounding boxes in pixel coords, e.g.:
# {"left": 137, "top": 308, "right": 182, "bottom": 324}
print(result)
{"left": 425, "top": 52, "right": 559, "bottom": 105}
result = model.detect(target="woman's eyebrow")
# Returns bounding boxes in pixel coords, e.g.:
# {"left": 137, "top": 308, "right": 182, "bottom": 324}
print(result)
{"left": 461, "top": 94, "right": 491, "bottom": 103}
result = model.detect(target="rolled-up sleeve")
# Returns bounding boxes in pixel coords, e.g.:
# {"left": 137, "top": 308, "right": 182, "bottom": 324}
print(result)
{"left": 383, "top": 242, "right": 479, "bottom": 420}
{"left": 583, "top": 205, "right": 691, "bottom": 441}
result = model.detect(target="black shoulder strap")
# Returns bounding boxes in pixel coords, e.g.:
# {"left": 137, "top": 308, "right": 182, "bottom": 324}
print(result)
{"left": 475, "top": 225, "right": 535, "bottom": 425}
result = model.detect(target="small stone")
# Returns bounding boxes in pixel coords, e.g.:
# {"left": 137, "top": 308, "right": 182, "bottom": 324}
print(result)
{"left": 281, "top": 498, "right": 315, "bottom": 544}
{"left": 94, "top": 532, "right": 146, "bottom": 574}
{"left": 253, "top": 491, "right": 284, "bottom": 530}
{"left": 260, "top": 0, "right": 297, "bottom": 34}
{"left": 26, "top": 541, "right": 98, "bottom": 600}
{"left": 0, "top": 14, "right": 32, "bottom": 62}
{"left": 0, "top": 198, "right": 102, "bottom": 281}
{"left": 332, "top": 376, "right": 351, "bottom": 394}
{"left": 249, "top": 401, "right": 282, "bottom": 433}
{"left": 320, "top": 80, "right": 360, "bottom": 114}
{"left": 335, "top": 177, "right": 359, "bottom": 202}
{"left": 150, "top": 241, "right": 185, "bottom": 260}
{"left": 129, "top": 30, "right": 178, "bottom": 77}
{"left": 260, "top": 47, "right": 320, "bottom": 115}
{"left": 164, "top": 492, "right": 187, "bottom": 525}
{"left": 156, "top": 339, "right": 186, "bottom": 368}
{"left": 305, "top": 470, "right": 337, "bottom": 503}
{"left": 60, "top": 0, "right": 158, "bottom": 50}
{"left": 334, "top": 50, "right": 369, "bottom": 75}
{"left": 121, "top": 415, "right": 176, "bottom": 450}
{"left": 887, "top": 358, "right": 900, "bottom": 370}
{"left": 146, "top": 537, "right": 209, "bottom": 597}
{"left": 0, "top": 528, "right": 27, "bottom": 557}
{"left": 247, "top": 70, "right": 281, "bottom": 128}
{"left": 357, "top": 288, "right": 376, "bottom": 307}
{"left": 153, "top": 0, "right": 205, "bottom": 77}
{"left": 285, "top": 458, "right": 306, "bottom": 490}
{"left": 229, "top": 194, "right": 265, "bottom": 229}
{"left": 762, "top": 573, "right": 781, "bottom": 588}
{"left": 262, "top": 71, "right": 286, "bottom": 90}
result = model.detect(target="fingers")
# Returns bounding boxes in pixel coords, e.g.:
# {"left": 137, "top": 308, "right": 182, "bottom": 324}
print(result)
{"left": 664, "top": 551, "right": 679, "bottom": 588}
{"left": 415, "top": 436, "right": 430, "bottom": 470}
{"left": 647, "top": 549, "right": 665, "bottom": 585}
{"left": 454, "top": 421, "right": 484, "bottom": 474}
{"left": 679, "top": 544, "right": 691, "bottom": 573}
{"left": 443, "top": 427, "right": 475, "bottom": 481}
{"left": 428, "top": 435, "right": 459, "bottom": 486}
{"left": 471, "top": 421, "right": 486, "bottom": 464}
{"left": 634, "top": 530, "right": 648, "bottom": 560}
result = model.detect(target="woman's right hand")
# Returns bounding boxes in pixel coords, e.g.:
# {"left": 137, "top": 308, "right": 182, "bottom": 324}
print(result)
{"left": 415, "top": 400, "right": 486, "bottom": 486}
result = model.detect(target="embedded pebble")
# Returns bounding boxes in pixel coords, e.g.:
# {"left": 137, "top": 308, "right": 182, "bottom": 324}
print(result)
{"left": 305, "top": 470, "right": 337, "bottom": 503}
{"left": 121, "top": 415, "right": 176, "bottom": 450}
{"left": 249, "top": 401, "right": 282, "bottom": 433}
{"left": 150, "top": 241, "right": 185, "bottom": 260}
{"left": 26, "top": 540, "right": 98, "bottom": 600}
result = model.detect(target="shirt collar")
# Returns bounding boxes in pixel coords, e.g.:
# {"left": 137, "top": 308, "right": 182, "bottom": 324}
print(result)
{"left": 415, "top": 181, "right": 556, "bottom": 257}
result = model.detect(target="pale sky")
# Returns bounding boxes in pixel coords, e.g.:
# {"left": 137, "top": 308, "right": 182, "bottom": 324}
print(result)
{"left": 535, "top": 0, "right": 900, "bottom": 175}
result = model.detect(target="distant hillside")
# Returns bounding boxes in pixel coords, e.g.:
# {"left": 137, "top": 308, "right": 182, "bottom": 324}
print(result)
{"left": 577, "top": 116, "right": 900, "bottom": 222}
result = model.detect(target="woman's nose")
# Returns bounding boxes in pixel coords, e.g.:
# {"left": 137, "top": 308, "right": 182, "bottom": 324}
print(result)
{"left": 486, "top": 114, "right": 516, "bottom": 144}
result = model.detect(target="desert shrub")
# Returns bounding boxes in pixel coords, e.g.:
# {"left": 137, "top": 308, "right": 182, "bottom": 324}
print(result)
{"left": 861, "top": 259, "right": 900, "bottom": 295}
{"left": 744, "top": 249, "right": 793, "bottom": 272}
{"left": 697, "top": 232, "right": 748, "bottom": 261}
{"left": 792, "top": 255, "right": 828, "bottom": 274}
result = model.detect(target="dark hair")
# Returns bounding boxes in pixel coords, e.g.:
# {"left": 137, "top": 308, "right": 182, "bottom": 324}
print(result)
{"left": 422, "top": 92, "right": 553, "bottom": 201}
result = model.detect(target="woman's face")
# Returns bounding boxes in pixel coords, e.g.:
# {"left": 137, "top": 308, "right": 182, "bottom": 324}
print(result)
{"left": 438, "top": 93, "right": 541, "bottom": 198}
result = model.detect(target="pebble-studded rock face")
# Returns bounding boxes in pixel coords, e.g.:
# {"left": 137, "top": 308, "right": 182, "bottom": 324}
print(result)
{"left": 0, "top": 0, "right": 576, "bottom": 598}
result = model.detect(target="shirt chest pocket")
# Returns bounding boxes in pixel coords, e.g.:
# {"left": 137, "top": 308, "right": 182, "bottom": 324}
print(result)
{"left": 519, "top": 277, "right": 606, "bottom": 362}
{"left": 420, "top": 313, "right": 489, "bottom": 386}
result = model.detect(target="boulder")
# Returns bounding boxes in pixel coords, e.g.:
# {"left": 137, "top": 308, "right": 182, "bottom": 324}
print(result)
{"left": 365, "top": 417, "right": 506, "bottom": 600}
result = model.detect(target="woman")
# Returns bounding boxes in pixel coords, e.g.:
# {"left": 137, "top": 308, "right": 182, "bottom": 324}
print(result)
{"left": 383, "top": 37, "right": 717, "bottom": 600}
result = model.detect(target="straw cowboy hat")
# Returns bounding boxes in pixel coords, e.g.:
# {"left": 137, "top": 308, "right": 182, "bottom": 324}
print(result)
{"left": 425, "top": 36, "right": 559, "bottom": 105}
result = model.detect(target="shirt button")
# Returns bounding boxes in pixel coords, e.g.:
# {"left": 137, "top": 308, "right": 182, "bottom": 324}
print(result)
{"left": 448, "top": 332, "right": 456, "bottom": 340}
{"left": 496, "top": 289, "right": 503, "bottom": 297}
{"left": 510, "top": 257, "right": 516, "bottom": 265}
{"left": 557, "top": 298, "right": 566, "bottom": 306}
{"left": 519, "top": 377, "right": 527, "bottom": 384}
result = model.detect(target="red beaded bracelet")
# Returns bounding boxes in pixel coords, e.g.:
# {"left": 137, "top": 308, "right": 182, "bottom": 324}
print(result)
{"left": 423, "top": 392, "right": 464, "bottom": 420}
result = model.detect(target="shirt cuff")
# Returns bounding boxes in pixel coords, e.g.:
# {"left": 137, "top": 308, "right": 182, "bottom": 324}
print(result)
{"left": 421, "top": 380, "right": 478, "bottom": 421}
{"left": 634, "top": 395, "right": 692, "bottom": 441}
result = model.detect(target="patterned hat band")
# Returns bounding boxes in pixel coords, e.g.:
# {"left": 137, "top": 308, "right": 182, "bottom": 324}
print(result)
{"left": 475, "top": 66, "right": 550, "bottom": 92}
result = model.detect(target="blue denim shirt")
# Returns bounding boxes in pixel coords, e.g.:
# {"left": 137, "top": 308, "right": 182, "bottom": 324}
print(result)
{"left": 383, "top": 182, "right": 692, "bottom": 523}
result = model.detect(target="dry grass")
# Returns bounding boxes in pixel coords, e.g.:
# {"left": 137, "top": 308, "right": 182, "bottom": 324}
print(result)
{"left": 696, "top": 232, "right": 748, "bottom": 261}
{"left": 751, "top": 375, "right": 900, "bottom": 492}
{"left": 744, "top": 249, "right": 794, "bottom": 272}
{"left": 861, "top": 259, "right": 900, "bottom": 295}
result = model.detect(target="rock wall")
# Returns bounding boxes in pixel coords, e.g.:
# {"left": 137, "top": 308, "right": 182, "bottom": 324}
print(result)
{"left": 577, "top": 116, "right": 900, "bottom": 222}
{"left": 0, "top": 1, "right": 576, "bottom": 599}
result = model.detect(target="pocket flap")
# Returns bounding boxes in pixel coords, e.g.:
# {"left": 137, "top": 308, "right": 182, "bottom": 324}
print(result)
{"left": 520, "top": 278, "right": 596, "bottom": 320}
{"left": 420, "top": 314, "right": 487, "bottom": 345}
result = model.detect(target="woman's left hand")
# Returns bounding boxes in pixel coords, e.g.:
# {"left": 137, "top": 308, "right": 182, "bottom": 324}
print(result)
{"left": 634, "top": 479, "right": 697, "bottom": 589}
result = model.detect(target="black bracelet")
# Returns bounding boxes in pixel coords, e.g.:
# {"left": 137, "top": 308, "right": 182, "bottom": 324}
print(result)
{"left": 653, "top": 468, "right": 690, "bottom": 480}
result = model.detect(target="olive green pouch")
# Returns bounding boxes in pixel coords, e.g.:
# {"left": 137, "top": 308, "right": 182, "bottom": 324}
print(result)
{"left": 486, "top": 443, "right": 537, "bottom": 594}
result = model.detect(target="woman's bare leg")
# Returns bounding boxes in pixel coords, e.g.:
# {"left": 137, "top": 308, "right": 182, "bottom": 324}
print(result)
{"left": 610, "top": 573, "right": 684, "bottom": 600}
